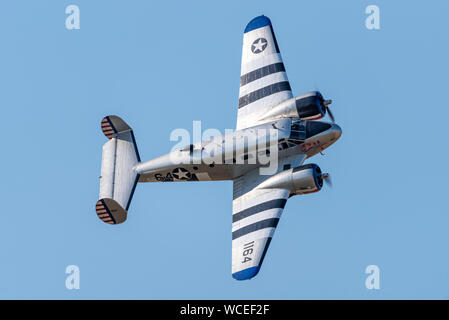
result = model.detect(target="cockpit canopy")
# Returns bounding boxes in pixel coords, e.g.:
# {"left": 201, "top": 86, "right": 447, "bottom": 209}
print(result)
{"left": 290, "top": 119, "right": 331, "bottom": 141}
{"left": 290, "top": 120, "right": 307, "bottom": 141}
{"left": 278, "top": 119, "right": 332, "bottom": 151}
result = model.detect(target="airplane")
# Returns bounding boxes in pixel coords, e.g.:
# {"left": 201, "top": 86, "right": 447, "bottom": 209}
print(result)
{"left": 95, "top": 15, "right": 342, "bottom": 280}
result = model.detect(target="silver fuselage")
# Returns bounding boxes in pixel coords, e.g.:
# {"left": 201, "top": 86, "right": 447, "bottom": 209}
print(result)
{"left": 135, "top": 117, "right": 342, "bottom": 183}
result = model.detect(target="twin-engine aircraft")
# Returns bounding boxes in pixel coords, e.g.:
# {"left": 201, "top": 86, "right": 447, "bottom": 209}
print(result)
{"left": 95, "top": 15, "right": 342, "bottom": 280}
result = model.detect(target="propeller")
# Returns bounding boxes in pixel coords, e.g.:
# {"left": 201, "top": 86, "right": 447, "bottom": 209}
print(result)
{"left": 323, "top": 99, "right": 335, "bottom": 123}
{"left": 313, "top": 85, "right": 336, "bottom": 123}
{"left": 320, "top": 172, "right": 332, "bottom": 187}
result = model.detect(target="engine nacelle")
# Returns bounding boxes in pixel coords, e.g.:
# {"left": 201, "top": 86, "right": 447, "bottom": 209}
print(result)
{"left": 295, "top": 91, "right": 326, "bottom": 121}
{"left": 259, "top": 91, "right": 328, "bottom": 122}
{"left": 257, "top": 164, "right": 324, "bottom": 195}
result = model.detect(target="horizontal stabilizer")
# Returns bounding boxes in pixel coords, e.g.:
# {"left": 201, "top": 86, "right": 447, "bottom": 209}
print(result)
{"left": 97, "top": 115, "right": 140, "bottom": 225}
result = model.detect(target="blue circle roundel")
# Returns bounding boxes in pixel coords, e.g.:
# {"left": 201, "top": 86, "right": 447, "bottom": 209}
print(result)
{"left": 251, "top": 38, "right": 268, "bottom": 54}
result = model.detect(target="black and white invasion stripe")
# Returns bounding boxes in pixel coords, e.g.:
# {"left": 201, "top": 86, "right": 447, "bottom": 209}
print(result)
{"left": 232, "top": 198, "right": 287, "bottom": 240}
{"left": 240, "top": 62, "right": 286, "bottom": 87}
{"left": 238, "top": 81, "right": 291, "bottom": 109}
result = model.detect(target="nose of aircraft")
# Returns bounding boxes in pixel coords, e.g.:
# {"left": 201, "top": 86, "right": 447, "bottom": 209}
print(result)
{"left": 305, "top": 121, "right": 342, "bottom": 140}
{"left": 331, "top": 123, "right": 342, "bottom": 140}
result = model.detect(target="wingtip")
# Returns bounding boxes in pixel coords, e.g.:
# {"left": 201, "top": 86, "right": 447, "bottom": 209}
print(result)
{"left": 244, "top": 15, "right": 272, "bottom": 33}
{"left": 232, "top": 266, "right": 261, "bottom": 280}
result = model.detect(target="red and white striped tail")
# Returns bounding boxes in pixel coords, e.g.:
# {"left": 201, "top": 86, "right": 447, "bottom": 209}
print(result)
{"left": 95, "top": 199, "right": 116, "bottom": 224}
{"left": 95, "top": 198, "right": 128, "bottom": 225}
{"left": 101, "top": 116, "right": 117, "bottom": 139}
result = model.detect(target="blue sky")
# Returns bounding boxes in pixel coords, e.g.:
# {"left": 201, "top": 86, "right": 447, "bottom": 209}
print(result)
{"left": 0, "top": 0, "right": 449, "bottom": 299}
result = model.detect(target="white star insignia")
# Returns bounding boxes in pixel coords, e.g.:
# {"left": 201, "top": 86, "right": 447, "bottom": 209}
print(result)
{"left": 177, "top": 170, "right": 190, "bottom": 180}
{"left": 251, "top": 38, "right": 267, "bottom": 54}
{"left": 173, "top": 168, "right": 191, "bottom": 180}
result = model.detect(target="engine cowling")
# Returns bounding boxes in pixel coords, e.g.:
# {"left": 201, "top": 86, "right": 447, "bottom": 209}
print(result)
{"left": 290, "top": 164, "right": 323, "bottom": 194}
{"left": 295, "top": 91, "right": 326, "bottom": 121}
{"left": 257, "top": 164, "right": 323, "bottom": 195}
{"left": 258, "top": 91, "right": 328, "bottom": 122}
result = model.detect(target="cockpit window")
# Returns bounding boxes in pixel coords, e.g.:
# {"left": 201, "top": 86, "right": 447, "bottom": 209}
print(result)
{"left": 306, "top": 121, "right": 331, "bottom": 138}
{"left": 290, "top": 120, "right": 306, "bottom": 141}
{"left": 291, "top": 123, "right": 305, "bottom": 132}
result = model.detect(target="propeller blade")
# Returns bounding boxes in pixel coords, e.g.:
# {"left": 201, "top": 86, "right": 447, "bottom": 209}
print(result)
{"left": 326, "top": 106, "right": 335, "bottom": 123}
{"left": 322, "top": 99, "right": 335, "bottom": 123}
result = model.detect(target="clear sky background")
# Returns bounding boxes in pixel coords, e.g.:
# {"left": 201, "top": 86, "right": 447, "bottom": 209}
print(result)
{"left": 0, "top": 0, "right": 448, "bottom": 299}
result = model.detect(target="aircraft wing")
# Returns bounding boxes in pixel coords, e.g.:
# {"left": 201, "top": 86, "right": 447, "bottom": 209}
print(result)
{"left": 231, "top": 155, "right": 306, "bottom": 280}
{"left": 237, "top": 15, "right": 293, "bottom": 130}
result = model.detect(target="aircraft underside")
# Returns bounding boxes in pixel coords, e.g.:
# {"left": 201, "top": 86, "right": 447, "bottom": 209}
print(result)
{"left": 95, "top": 15, "right": 342, "bottom": 281}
